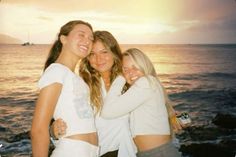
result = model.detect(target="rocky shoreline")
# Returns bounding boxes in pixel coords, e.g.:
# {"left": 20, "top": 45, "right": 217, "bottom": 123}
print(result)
{"left": 0, "top": 113, "right": 235, "bottom": 157}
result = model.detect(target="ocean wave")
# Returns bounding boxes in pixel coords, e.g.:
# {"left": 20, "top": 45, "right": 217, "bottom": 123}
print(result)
{"left": 171, "top": 88, "right": 236, "bottom": 99}
{"left": 171, "top": 72, "right": 236, "bottom": 80}
{"left": 0, "top": 97, "right": 36, "bottom": 107}
{"left": 154, "top": 61, "right": 229, "bottom": 65}
{"left": 0, "top": 139, "right": 31, "bottom": 156}
{"left": 199, "top": 72, "right": 236, "bottom": 79}
{"left": 170, "top": 88, "right": 236, "bottom": 108}
{"left": 0, "top": 76, "right": 32, "bottom": 82}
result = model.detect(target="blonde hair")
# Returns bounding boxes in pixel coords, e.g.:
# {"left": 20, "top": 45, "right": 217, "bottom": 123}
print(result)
{"left": 122, "top": 48, "right": 175, "bottom": 136}
{"left": 79, "top": 31, "right": 122, "bottom": 113}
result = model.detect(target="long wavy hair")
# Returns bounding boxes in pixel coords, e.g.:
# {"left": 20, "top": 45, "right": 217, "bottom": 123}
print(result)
{"left": 79, "top": 31, "right": 123, "bottom": 113}
{"left": 44, "top": 20, "right": 93, "bottom": 70}
{"left": 122, "top": 48, "right": 175, "bottom": 136}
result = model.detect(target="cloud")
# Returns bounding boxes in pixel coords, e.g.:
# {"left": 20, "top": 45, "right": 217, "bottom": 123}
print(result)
{"left": 37, "top": 16, "right": 53, "bottom": 22}
{"left": 1, "top": 0, "right": 236, "bottom": 44}
{"left": 171, "top": 0, "right": 236, "bottom": 21}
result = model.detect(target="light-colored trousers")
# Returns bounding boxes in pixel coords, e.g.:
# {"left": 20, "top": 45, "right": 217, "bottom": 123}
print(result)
{"left": 51, "top": 138, "right": 99, "bottom": 157}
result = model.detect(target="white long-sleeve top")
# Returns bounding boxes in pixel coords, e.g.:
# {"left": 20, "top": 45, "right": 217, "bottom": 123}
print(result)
{"left": 96, "top": 76, "right": 137, "bottom": 157}
{"left": 101, "top": 75, "right": 170, "bottom": 137}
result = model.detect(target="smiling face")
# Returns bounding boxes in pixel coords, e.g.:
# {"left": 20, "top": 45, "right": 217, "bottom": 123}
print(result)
{"left": 88, "top": 41, "right": 114, "bottom": 75}
{"left": 122, "top": 55, "right": 144, "bottom": 85}
{"left": 61, "top": 24, "right": 94, "bottom": 59}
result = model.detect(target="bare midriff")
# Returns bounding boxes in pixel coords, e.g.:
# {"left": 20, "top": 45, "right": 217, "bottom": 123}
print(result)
{"left": 134, "top": 135, "right": 171, "bottom": 152}
{"left": 66, "top": 132, "right": 98, "bottom": 146}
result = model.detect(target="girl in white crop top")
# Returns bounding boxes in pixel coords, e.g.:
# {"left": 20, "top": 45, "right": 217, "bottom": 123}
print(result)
{"left": 31, "top": 20, "right": 98, "bottom": 157}
{"left": 101, "top": 48, "right": 182, "bottom": 157}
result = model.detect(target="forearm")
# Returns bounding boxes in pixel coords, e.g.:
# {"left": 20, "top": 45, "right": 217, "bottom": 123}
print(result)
{"left": 104, "top": 78, "right": 154, "bottom": 117}
{"left": 31, "top": 129, "right": 50, "bottom": 157}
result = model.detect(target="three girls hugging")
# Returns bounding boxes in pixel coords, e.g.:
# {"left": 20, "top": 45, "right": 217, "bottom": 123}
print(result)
{"left": 31, "top": 20, "right": 189, "bottom": 157}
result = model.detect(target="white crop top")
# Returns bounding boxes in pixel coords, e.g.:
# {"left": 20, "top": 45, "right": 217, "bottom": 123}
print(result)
{"left": 101, "top": 75, "right": 170, "bottom": 136}
{"left": 38, "top": 63, "right": 96, "bottom": 137}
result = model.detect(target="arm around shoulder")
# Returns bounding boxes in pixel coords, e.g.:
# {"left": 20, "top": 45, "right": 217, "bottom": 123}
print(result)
{"left": 101, "top": 76, "right": 154, "bottom": 118}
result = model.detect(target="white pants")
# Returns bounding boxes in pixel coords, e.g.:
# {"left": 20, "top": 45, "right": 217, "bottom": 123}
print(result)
{"left": 51, "top": 138, "right": 99, "bottom": 157}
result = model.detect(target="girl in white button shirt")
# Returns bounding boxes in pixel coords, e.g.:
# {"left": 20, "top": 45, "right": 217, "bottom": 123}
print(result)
{"left": 101, "top": 48, "right": 182, "bottom": 157}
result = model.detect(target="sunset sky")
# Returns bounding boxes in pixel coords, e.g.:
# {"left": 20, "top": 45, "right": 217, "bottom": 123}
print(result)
{"left": 0, "top": 0, "right": 236, "bottom": 44}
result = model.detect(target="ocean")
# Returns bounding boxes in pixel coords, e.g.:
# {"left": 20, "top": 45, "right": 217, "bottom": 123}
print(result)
{"left": 0, "top": 44, "right": 236, "bottom": 157}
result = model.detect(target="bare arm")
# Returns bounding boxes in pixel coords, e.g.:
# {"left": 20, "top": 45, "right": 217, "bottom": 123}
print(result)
{"left": 31, "top": 83, "right": 62, "bottom": 157}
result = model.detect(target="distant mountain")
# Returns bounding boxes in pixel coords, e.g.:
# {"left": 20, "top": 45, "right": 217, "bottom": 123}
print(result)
{"left": 0, "top": 34, "right": 22, "bottom": 44}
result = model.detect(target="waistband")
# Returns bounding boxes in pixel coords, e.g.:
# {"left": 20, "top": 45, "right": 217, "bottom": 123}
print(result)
{"left": 137, "top": 141, "right": 181, "bottom": 157}
{"left": 52, "top": 138, "right": 99, "bottom": 157}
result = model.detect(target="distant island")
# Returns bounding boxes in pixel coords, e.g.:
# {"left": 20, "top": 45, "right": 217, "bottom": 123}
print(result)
{"left": 0, "top": 34, "right": 22, "bottom": 44}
